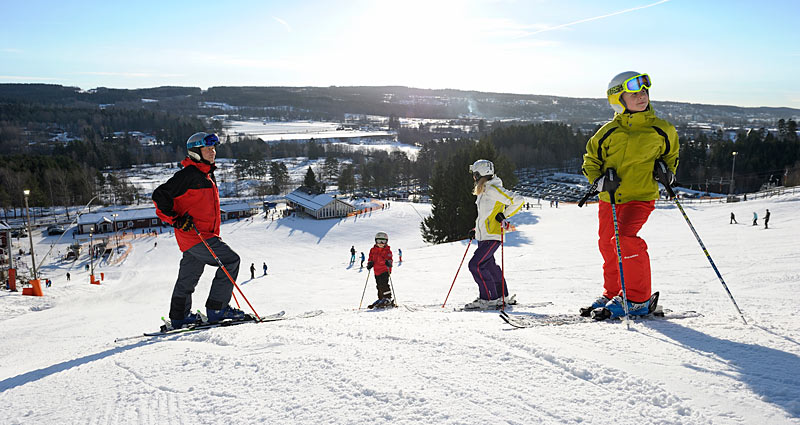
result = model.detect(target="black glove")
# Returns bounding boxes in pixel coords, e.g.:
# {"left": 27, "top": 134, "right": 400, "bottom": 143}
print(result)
{"left": 468, "top": 228, "right": 476, "bottom": 240}
{"left": 494, "top": 212, "right": 506, "bottom": 223}
{"left": 366, "top": 261, "right": 373, "bottom": 270}
{"left": 385, "top": 260, "right": 392, "bottom": 268}
{"left": 653, "top": 159, "right": 675, "bottom": 186}
{"left": 172, "top": 212, "right": 194, "bottom": 232}
{"left": 594, "top": 168, "right": 621, "bottom": 193}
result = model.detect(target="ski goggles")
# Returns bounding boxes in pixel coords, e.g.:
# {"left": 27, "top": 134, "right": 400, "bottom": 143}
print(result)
{"left": 375, "top": 239, "right": 388, "bottom": 244}
{"left": 607, "top": 73, "right": 651, "bottom": 96}
{"left": 188, "top": 133, "right": 219, "bottom": 148}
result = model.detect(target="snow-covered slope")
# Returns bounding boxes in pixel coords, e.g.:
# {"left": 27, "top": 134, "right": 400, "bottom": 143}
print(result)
{"left": 1, "top": 193, "right": 799, "bottom": 424}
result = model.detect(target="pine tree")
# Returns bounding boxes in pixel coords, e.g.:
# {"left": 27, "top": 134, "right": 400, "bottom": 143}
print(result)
{"left": 421, "top": 140, "right": 515, "bottom": 243}
{"left": 304, "top": 166, "right": 319, "bottom": 192}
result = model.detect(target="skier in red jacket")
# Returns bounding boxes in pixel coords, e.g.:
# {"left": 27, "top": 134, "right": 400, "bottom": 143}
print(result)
{"left": 152, "top": 132, "right": 245, "bottom": 330}
{"left": 366, "top": 231, "right": 394, "bottom": 308}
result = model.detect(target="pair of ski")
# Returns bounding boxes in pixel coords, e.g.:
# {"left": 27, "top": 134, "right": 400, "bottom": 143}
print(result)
{"left": 402, "top": 301, "right": 553, "bottom": 312}
{"left": 500, "top": 293, "right": 702, "bottom": 328}
{"left": 500, "top": 306, "right": 701, "bottom": 328}
{"left": 114, "top": 310, "right": 323, "bottom": 342}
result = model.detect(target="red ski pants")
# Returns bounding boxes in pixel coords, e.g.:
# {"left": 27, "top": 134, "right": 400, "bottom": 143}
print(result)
{"left": 598, "top": 200, "right": 655, "bottom": 303}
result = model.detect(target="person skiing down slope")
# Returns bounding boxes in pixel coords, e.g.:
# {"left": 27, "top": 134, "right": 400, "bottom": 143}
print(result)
{"left": 465, "top": 159, "right": 524, "bottom": 310}
{"left": 152, "top": 132, "right": 247, "bottom": 330}
{"left": 367, "top": 231, "right": 394, "bottom": 308}
{"left": 580, "top": 71, "right": 679, "bottom": 320}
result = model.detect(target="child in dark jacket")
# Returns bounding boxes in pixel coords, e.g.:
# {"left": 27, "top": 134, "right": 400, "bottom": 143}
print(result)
{"left": 366, "top": 231, "right": 394, "bottom": 308}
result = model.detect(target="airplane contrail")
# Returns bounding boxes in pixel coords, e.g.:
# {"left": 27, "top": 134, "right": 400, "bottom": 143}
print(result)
{"left": 525, "top": 0, "right": 670, "bottom": 36}
{"left": 273, "top": 17, "right": 292, "bottom": 33}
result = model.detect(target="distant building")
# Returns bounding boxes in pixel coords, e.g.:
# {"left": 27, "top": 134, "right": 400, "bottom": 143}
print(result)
{"left": 77, "top": 209, "right": 162, "bottom": 234}
{"left": 285, "top": 187, "right": 355, "bottom": 219}
{"left": 220, "top": 201, "right": 259, "bottom": 220}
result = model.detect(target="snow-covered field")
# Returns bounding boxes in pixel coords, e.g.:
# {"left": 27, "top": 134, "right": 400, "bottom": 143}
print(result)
{"left": 1, "top": 192, "right": 799, "bottom": 424}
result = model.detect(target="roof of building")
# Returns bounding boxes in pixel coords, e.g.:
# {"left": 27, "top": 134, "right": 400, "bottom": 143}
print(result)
{"left": 220, "top": 202, "right": 257, "bottom": 212}
{"left": 77, "top": 208, "right": 159, "bottom": 225}
{"left": 285, "top": 188, "right": 353, "bottom": 212}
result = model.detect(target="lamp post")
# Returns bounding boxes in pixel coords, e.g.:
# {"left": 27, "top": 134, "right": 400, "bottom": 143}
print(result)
{"left": 112, "top": 213, "right": 119, "bottom": 252}
{"left": 23, "top": 189, "right": 37, "bottom": 280}
{"left": 729, "top": 151, "right": 738, "bottom": 195}
{"left": 89, "top": 226, "right": 94, "bottom": 281}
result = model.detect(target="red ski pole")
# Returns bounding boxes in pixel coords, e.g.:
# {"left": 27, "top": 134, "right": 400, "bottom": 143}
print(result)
{"left": 442, "top": 238, "right": 473, "bottom": 308}
{"left": 193, "top": 226, "right": 260, "bottom": 320}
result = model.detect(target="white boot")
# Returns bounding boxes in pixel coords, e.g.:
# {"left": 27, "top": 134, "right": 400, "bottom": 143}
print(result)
{"left": 464, "top": 298, "right": 491, "bottom": 310}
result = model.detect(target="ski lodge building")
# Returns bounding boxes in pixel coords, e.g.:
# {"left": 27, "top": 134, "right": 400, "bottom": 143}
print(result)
{"left": 77, "top": 208, "right": 161, "bottom": 234}
{"left": 285, "top": 187, "right": 355, "bottom": 219}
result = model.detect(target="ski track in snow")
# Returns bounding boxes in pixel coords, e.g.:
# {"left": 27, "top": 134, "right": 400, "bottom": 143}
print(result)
{"left": 1, "top": 191, "right": 800, "bottom": 424}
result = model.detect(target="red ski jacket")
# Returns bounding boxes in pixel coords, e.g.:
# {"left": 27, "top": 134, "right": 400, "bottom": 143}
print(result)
{"left": 152, "top": 157, "right": 221, "bottom": 252}
{"left": 368, "top": 244, "right": 393, "bottom": 275}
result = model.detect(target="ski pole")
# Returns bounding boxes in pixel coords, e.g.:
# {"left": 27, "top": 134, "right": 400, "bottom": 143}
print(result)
{"left": 442, "top": 238, "right": 473, "bottom": 308}
{"left": 500, "top": 228, "right": 506, "bottom": 311}
{"left": 609, "top": 191, "right": 631, "bottom": 330}
{"left": 358, "top": 269, "right": 372, "bottom": 309}
{"left": 578, "top": 181, "right": 599, "bottom": 208}
{"left": 193, "top": 226, "right": 260, "bottom": 320}
{"left": 388, "top": 274, "right": 398, "bottom": 307}
{"left": 654, "top": 162, "right": 747, "bottom": 324}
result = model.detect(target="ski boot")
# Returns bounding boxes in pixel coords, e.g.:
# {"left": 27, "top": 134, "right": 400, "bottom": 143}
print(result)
{"left": 590, "top": 292, "right": 659, "bottom": 321}
{"left": 161, "top": 312, "right": 203, "bottom": 332}
{"left": 579, "top": 295, "right": 610, "bottom": 317}
{"left": 206, "top": 305, "right": 249, "bottom": 323}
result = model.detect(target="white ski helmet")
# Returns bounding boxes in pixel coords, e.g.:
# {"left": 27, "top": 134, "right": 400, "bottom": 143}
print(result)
{"left": 186, "top": 132, "right": 219, "bottom": 162}
{"left": 469, "top": 159, "right": 494, "bottom": 179}
{"left": 375, "top": 231, "right": 388, "bottom": 242}
{"left": 606, "top": 71, "right": 651, "bottom": 114}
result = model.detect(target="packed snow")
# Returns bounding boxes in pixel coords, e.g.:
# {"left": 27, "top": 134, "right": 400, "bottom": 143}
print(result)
{"left": 1, "top": 191, "right": 799, "bottom": 424}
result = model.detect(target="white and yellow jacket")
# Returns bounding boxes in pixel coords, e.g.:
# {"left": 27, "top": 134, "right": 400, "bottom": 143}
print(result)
{"left": 474, "top": 176, "right": 524, "bottom": 242}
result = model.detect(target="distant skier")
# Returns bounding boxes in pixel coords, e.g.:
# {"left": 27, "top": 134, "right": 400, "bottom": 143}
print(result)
{"left": 359, "top": 252, "right": 365, "bottom": 269}
{"left": 250, "top": 263, "right": 255, "bottom": 279}
{"left": 66, "top": 272, "right": 70, "bottom": 281}
{"left": 730, "top": 212, "right": 737, "bottom": 224}
{"left": 349, "top": 245, "right": 356, "bottom": 265}
{"left": 752, "top": 212, "right": 758, "bottom": 226}
{"left": 764, "top": 209, "right": 770, "bottom": 229}
{"left": 580, "top": 71, "right": 679, "bottom": 321}
{"left": 398, "top": 248, "right": 403, "bottom": 264}
{"left": 263, "top": 262, "right": 268, "bottom": 275}
{"left": 153, "top": 132, "right": 245, "bottom": 330}
{"left": 366, "top": 232, "right": 394, "bottom": 308}
{"left": 465, "top": 159, "right": 524, "bottom": 310}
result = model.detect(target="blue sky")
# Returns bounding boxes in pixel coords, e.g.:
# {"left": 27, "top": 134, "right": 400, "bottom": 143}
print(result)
{"left": 2, "top": 0, "right": 799, "bottom": 108}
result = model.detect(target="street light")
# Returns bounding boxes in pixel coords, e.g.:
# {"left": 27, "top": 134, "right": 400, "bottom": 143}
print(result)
{"left": 112, "top": 213, "right": 120, "bottom": 253}
{"left": 729, "top": 151, "right": 738, "bottom": 195}
{"left": 23, "top": 189, "right": 37, "bottom": 280}
{"left": 89, "top": 226, "right": 95, "bottom": 282}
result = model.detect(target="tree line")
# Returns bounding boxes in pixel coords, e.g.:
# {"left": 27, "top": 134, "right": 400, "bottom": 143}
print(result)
{"left": 677, "top": 119, "right": 800, "bottom": 193}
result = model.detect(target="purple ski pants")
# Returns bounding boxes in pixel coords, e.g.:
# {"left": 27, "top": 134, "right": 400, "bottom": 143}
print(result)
{"left": 468, "top": 240, "right": 507, "bottom": 300}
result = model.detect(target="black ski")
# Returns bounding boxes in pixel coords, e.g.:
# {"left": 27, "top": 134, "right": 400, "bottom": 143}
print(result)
{"left": 115, "top": 310, "right": 322, "bottom": 342}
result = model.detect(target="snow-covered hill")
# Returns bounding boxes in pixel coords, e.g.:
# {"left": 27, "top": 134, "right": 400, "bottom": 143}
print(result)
{"left": 1, "top": 193, "right": 799, "bottom": 424}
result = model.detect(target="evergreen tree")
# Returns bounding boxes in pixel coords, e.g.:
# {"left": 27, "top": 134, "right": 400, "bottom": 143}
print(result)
{"left": 304, "top": 166, "right": 319, "bottom": 192}
{"left": 421, "top": 140, "right": 515, "bottom": 243}
{"left": 323, "top": 156, "right": 340, "bottom": 182}
{"left": 337, "top": 163, "right": 356, "bottom": 194}
{"left": 269, "top": 161, "right": 290, "bottom": 194}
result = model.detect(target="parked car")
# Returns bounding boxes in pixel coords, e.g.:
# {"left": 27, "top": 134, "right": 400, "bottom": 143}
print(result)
{"left": 47, "top": 225, "right": 66, "bottom": 235}
{"left": 10, "top": 229, "right": 27, "bottom": 238}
